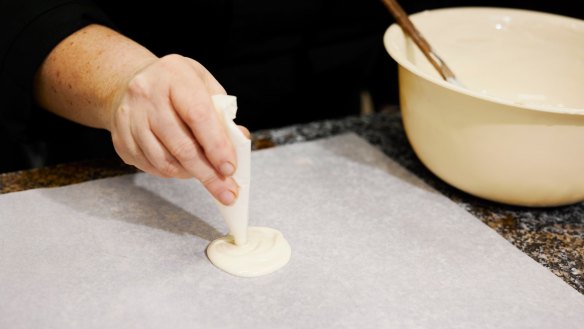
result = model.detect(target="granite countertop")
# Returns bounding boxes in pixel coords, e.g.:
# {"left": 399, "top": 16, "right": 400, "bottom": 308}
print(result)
{"left": 1, "top": 110, "right": 582, "bottom": 295}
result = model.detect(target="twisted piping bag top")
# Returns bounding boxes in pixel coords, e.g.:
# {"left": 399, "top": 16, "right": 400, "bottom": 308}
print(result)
{"left": 212, "top": 95, "right": 250, "bottom": 245}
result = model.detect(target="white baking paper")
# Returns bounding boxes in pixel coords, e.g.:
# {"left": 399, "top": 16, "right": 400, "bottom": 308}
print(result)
{"left": 0, "top": 133, "right": 582, "bottom": 329}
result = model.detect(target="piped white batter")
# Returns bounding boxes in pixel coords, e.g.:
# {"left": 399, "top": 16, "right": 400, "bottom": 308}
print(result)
{"left": 207, "top": 95, "right": 291, "bottom": 277}
{"left": 207, "top": 227, "right": 292, "bottom": 277}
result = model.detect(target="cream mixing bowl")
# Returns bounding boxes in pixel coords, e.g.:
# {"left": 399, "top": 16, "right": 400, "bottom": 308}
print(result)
{"left": 383, "top": 7, "right": 584, "bottom": 207}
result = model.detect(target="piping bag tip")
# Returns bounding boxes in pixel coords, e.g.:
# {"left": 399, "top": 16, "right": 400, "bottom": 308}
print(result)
{"left": 212, "top": 95, "right": 251, "bottom": 246}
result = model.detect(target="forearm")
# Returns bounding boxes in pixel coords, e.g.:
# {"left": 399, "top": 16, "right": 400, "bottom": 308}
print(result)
{"left": 33, "top": 24, "right": 157, "bottom": 131}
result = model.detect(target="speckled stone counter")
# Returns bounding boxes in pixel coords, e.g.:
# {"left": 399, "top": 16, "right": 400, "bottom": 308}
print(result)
{"left": 1, "top": 110, "right": 582, "bottom": 295}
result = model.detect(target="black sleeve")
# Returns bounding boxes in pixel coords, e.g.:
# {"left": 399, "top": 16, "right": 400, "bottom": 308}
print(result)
{"left": 0, "top": 0, "right": 113, "bottom": 142}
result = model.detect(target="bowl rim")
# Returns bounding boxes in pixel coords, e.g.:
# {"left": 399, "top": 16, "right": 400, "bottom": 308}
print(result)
{"left": 383, "top": 6, "right": 584, "bottom": 116}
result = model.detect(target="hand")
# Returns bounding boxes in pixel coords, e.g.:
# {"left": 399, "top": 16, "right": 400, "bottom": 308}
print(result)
{"left": 108, "top": 54, "right": 243, "bottom": 205}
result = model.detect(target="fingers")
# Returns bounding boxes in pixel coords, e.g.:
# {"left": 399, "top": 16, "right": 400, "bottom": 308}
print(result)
{"left": 131, "top": 114, "right": 190, "bottom": 179}
{"left": 188, "top": 143, "right": 239, "bottom": 206}
{"left": 110, "top": 106, "right": 159, "bottom": 175}
{"left": 168, "top": 56, "right": 236, "bottom": 177}
{"left": 148, "top": 101, "right": 239, "bottom": 204}
{"left": 113, "top": 103, "right": 239, "bottom": 205}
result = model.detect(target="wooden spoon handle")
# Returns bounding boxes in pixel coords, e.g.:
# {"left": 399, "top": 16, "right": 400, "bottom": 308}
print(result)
{"left": 381, "top": 0, "right": 457, "bottom": 82}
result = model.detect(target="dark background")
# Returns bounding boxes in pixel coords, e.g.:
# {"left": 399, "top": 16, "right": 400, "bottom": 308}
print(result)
{"left": 2, "top": 0, "right": 582, "bottom": 173}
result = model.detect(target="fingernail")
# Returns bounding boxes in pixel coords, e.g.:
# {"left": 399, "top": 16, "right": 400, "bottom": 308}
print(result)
{"left": 220, "top": 162, "right": 235, "bottom": 176}
{"left": 219, "top": 190, "right": 236, "bottom": 205}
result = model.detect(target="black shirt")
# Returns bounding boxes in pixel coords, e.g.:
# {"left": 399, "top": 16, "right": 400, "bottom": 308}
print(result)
{"left": 0, "top": 0, "right": 394, "bottom": 172}
{"left": 1, "top": 0, "right": 581, "bottom": 172}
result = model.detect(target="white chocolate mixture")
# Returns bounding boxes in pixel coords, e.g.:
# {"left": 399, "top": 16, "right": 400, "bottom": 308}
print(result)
{"left": 207, "top": 95, "right": 291, "bottom": 277}
{"left": 207, "top": 227, "right": 291, "bottom": 277}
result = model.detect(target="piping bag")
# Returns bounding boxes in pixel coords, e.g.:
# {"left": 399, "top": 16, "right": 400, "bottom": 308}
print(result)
{"left": 212, "top": 95, "right": 250, "bottom": 246}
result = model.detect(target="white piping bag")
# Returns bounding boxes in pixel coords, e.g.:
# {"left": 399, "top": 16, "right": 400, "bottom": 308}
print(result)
{"left": 212, "top": 95, "right": 250, "bottom": 246}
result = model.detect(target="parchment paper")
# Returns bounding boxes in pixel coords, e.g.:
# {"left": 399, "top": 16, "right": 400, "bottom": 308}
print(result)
{"left": 1, "top": 133, "right": 583, "bottom": 329}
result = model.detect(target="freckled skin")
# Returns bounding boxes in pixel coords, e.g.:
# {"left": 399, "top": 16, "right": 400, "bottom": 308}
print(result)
{"left": 34, "top": 24, "right": 156, "bottom": 130}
